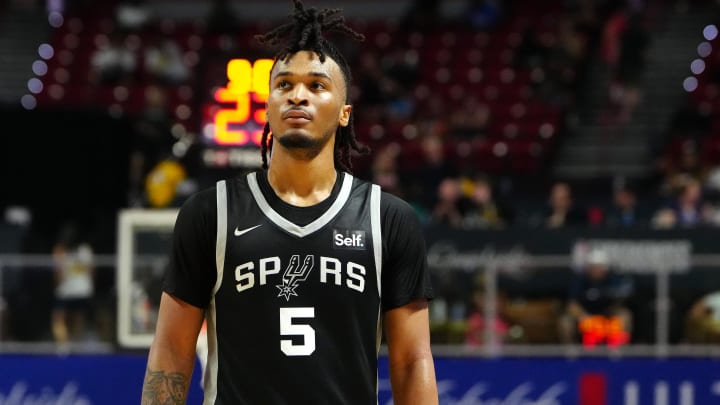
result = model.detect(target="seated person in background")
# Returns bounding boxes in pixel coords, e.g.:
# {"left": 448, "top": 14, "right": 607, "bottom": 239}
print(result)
{"left": 605, "top": 185, "right": 642, "bottom": 227}
{"left": 559, "top": 249, "right": 634, "bottom": 345}
{"left": 543, "top": 181, "right": 586, "bottom": 228}
{"left": 465, "top": 277, "right": 510, "bottom": 347}
{"left": 51, "top": 224, "right": 95, "bottom": 348}
{"left": 89, "top": 31, "right": 137, "bottom": 85}
{"left": 667, "top": 176, "right": 714, "bottom": 227}
{"left": 461, "top": 175, "right": 514, "bottom": 229}
{"left": 685, "top": 291, "right": 720, "bottom": 343}
{"left": 430, "top": 177, "right": 468, "bottom": 227}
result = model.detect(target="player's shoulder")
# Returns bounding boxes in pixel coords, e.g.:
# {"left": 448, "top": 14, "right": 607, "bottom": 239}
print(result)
{"left": 183, "top": 184, "right": 216, "bottom": 208}
{"left": 348, "top": 173, "right": 416, "bottom": 216}
{"left": 352, "top": 176, "right": 421, "bottom": 227}
{"left": 177, "top": 183, "right": 217, "bottom": 219}
{"left": 379, "top": 189, "right": 416, "bottom": 216}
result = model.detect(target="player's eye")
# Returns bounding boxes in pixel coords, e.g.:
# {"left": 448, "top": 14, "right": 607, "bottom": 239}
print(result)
{"left": 277, "top": 80, "right": 291, "bottom": 89}
{"left": 310, "top": 81, "right": 325, "bottom": 90}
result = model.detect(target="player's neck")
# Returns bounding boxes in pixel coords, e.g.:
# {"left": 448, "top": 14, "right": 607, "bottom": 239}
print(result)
{"left": 266, "top": 151, "right": 338, "bottom": 207}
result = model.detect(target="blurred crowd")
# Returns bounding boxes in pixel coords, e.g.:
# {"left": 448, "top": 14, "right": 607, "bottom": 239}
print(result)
{"left": 1, "top": 0, "right": 719, "bottom": 349}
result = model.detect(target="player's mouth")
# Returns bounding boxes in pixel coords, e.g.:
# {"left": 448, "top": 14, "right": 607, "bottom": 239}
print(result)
{"left": 283, "top": 109, "right": 312, "bottom": 124}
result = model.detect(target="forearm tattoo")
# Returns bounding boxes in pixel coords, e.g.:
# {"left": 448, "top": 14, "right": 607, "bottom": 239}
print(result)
{"left": 141, "top": 368, "right": 188, "bottom": 405}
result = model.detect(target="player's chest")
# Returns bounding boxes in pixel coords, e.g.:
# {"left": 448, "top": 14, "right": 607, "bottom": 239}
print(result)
{"left": 222, "top": 223, "right": 378, "bottom": 302}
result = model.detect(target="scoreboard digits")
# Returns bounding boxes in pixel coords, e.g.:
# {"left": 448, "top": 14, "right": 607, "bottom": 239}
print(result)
{"left": 211, "top": 58, "right": 273, "bottom": 147}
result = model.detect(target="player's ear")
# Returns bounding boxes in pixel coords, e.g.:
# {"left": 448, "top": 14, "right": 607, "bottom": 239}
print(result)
{"left": 338, "top": 104, "right": 351, "bottom": 127}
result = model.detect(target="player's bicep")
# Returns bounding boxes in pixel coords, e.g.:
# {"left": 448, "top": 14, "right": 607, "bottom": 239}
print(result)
{"left": 384, "top": 298, "right": 433, "bottom": 366}
{"left": 143, "top": 293, "right": 203, "bottom": 404}
{"left": 152, "top": 292, "right": 205, "bottom": 356}
{"left": 162, "top": 189, "right": 217, "bottom": 308}
{"left": 380, "top": 194, "right": 434, "bottom": 311}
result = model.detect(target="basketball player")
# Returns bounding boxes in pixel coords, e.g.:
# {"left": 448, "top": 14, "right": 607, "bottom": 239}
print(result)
{"left": 141, "top": 1, "right": 439, "bottom": 404}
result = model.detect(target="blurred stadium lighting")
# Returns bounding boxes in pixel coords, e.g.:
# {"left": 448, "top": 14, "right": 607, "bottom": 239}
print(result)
{"left": 697, "top": 41, "right": 712, "bottom": 58}
{"left": 37, "top": 43, "right": 54, "bottom": 60}
{"left": 704, "top": 24, "right": 718, "bottom": 41}
{"left": 32, "top": 60, "right": 47, "bottom": 76}
{"left": 20, "top": 94, "right": 37, "bottom": 110}
{"left": 690, "top": 59, "right": 705, "bottom": 75}
{"left": 27, "top": 78, "right": 42, "bottom": 94}
{"left": 48, "top": 11, "right": 63, "bottom": 28}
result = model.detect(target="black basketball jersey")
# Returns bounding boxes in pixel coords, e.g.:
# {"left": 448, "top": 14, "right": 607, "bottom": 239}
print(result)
{"left": 163, "top": 169, "right": 433, "bottom": 405}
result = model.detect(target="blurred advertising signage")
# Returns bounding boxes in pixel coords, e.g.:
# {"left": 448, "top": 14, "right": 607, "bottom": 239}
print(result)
{"left": 377, "top": 357, "right": 720, "bottom": 405}
{"left": 579, "top": 315, "right": 630, "bottom": 348}
{"left": 0, "top": 355, "right": 205, "bottom": 404}
{"left": 207, "top": 58, "right": 273, "bottom": 147}
{"left": 423, "top": 226, "right": 695, "bottom": 274}
{"left": 1, "top": 355, "right": 720, "bottom": 404}
{"left": 573, "top": 240, "right": 691, "bottom": 273}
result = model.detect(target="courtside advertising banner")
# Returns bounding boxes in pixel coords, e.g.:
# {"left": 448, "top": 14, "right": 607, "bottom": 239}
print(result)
{"left": 2, "top": 355, "right": 720, "bottom": 404}
{"left": 379, "top": 357, "right": 720, "bottom": 405}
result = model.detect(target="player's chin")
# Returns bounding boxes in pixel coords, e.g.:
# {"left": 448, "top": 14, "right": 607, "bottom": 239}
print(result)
{"left": 276, "top": 131, "right": 318, "bottom": 149}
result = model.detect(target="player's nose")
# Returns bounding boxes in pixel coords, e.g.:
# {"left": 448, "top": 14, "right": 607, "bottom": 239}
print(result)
{"left": 288, "top": 84, "right": 310, "bottom": 105}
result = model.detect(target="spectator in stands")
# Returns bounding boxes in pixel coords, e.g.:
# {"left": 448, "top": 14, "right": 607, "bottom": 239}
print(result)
{"left": 607, "top": 11, "right": 650, "bottom": 123}
{"left": 355, "top": 51, "right": 389, "bottom": 109}
{"left": 559, "top": 249, "right": 634, "bottom": 344}
{"left": 514, "top": 26, "right": 550, "bottom": 70}
{"left": 448, "top": 98, "right": 491, "bottom": 139}
{"left": 655, "top": 139, "right": 706, "bottom": 200}
{"left": 115, "top": 0, "right": 153, "bottom": 33}
{"left": 462, "top": 174, "right": 514, "bottom": 229}
{"left": 665, "top": 176, "right": 714, "bottom": 227}
{"left": 129, "top": 84, "right": 174, "bottom": 205}
{"left": 616, "top": 11, "right": 650, "bottom": 91}
{"left": 431, "top": 177, "right": 467, "bottom": 227}
{"left": 371, "top": 142, "right": 403, "bottom": 198}
{"left": 416, "top": 132, "right": 457, "bottom": 210}
{"left": 541, "top": 181, "right": 587, "bottom": 228}
{"left": 144, "top": 155, "right": 188, "bottom": 208}
{"left": 143, "top": 34, "right": 190, "bottom": 85}
{"left": 89, "top": 31, "right": 138, "bottom": 85}
{"left": 51, "top": 223, "right": 95, "bottom": 350}
{"left": 684, "top": 290, "right": 720, "bottom": 343}
{"left": 605, "top": 185, "right": 643, "bottom": 227}
{"left": 600, "top": 6, "right": 628, "bottom": 75}
{"left": 465, "top": 276, "right": 511, "bottom": 348}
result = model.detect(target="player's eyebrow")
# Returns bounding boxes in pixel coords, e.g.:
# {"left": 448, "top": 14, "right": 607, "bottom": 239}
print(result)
{"left": 274, "top": 71, "right": 333, "bottom": 82}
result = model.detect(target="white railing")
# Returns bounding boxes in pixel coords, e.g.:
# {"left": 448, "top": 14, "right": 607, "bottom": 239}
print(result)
{"left": 1, "top": 253, "right": 719, "bottom": 356}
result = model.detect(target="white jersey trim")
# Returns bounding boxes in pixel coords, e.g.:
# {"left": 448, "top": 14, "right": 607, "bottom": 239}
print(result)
{"left": 204, "top": 179, "right": 227, "bottom": 404}
{"left": 370, "top": 184, "right": 382, "bottom": 304}
{"left": 370, "top": 184, "right": 383, "bottom": 401}
{"left": 246, "top": 171, "right": 354, "bottom": 238}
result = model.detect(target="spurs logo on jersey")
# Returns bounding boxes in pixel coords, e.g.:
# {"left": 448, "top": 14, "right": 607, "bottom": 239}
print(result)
{"left": 234, "top": 255, "right": 367, "bottom": 298}
{"left": 276, "top": 254, "right": 314, "bottom": 301}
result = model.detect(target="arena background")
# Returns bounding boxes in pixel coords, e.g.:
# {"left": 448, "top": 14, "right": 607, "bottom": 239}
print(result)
{"left": 1, "top": 0, "right": 720, "bottom": 403}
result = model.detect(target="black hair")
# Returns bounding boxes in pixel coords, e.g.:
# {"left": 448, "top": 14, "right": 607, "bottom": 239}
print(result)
{"left": 255, "top": 0, "right": 370, "bottom": 172}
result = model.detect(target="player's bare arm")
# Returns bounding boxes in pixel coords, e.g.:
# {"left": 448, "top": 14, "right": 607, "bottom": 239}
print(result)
{"left": 141, "top": 368, "right": 187, "bottom": 405}
{"left": 384, "top": 298, "right": 439, "bottom": 405}
{"left": 141, "top": 292, "right": 205, "bottom": 404}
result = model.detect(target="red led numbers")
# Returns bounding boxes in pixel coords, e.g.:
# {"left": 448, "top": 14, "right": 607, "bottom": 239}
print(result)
{"left": 213, "top": 58, "right": 273, "bottom": 146}
{"left": 579, "top": 315, "right": 630, "bottom": 348}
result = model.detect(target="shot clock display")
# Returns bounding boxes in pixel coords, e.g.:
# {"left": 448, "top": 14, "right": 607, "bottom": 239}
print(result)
{"left": 202, "top": 58, "right": 273, "bottom": 168}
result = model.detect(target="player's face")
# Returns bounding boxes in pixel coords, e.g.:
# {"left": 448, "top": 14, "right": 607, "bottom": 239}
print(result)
{"left": 266, "top": 50, "right": 351, "bottom": 154}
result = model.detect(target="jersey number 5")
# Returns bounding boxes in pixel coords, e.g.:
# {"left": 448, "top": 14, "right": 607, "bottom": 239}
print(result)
{"left": 279, "top": 307, "right": 315, "bottom": 356}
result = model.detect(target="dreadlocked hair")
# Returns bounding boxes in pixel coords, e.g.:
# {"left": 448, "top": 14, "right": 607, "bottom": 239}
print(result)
{"left": 255, "top": 0, "right": 370, "bottom": 172}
